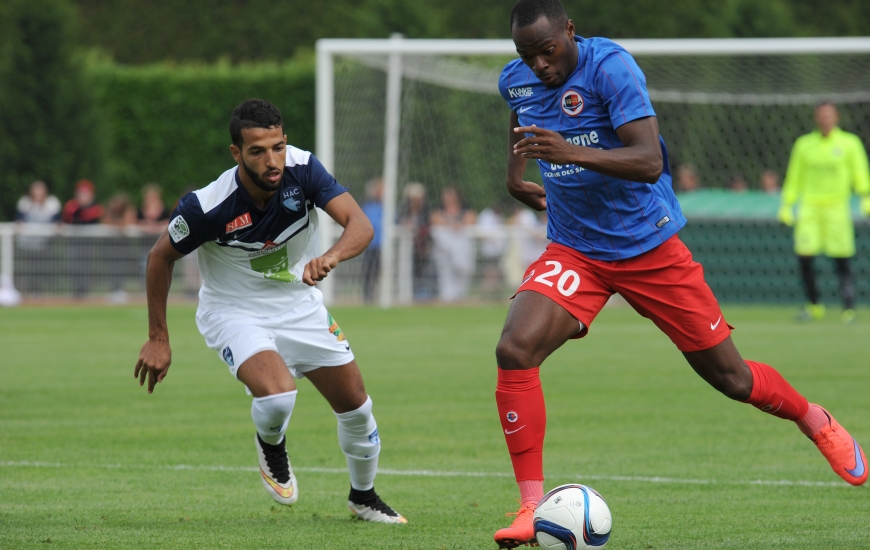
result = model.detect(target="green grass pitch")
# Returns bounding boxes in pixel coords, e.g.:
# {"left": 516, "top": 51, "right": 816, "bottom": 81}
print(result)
{"left": 1, "top": 304, "right": 868, "bottom": 549}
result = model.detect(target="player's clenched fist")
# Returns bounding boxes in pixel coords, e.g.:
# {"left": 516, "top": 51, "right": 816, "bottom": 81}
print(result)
{"left": 135, "top": 338, "right": 172, "bottom": 394}
{"left": 303, "top": 253, "right": 339, "bottom": 286}
{"left": 514, "top": 125, "right": 580, "bottom": 165}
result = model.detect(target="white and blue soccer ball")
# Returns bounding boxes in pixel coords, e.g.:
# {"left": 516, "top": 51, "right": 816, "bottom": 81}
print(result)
{"left": 533, "top": 484, "right": 612, "bottom": 549}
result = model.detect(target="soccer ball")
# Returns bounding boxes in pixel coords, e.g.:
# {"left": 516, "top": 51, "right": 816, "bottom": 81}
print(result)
{"left": 533, "top": 484, "right": 612, "bottom": 549}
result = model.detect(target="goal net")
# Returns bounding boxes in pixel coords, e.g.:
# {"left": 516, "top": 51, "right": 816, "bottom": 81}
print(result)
{"left": 316, "top": 37, "right": 870, "bottom": 307}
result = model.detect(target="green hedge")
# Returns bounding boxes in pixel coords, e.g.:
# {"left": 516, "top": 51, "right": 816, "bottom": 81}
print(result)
{"left": 87, "top": 57, "right": 315, "bottom": 205}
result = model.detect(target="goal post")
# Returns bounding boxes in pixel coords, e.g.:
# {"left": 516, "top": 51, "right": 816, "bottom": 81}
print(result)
{"left": 315, "top": 36, "right": 870, "bottom": 307}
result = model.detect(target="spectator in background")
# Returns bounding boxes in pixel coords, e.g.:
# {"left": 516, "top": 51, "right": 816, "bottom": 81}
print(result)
{"left": 360, "top": 178, "right": 383, "bottom": 304}
{"left": 102, "top": 193, "right": 137, "bottom": 304}
{"left": 504, "top": 206, "right": 549, "bottom": 287}
{"left": 137, "top": 184, "right": 170, "bottom": 234}
{"left": 430, "top": 186, "right": 476, "bottom": 302}
{"left": 675, "top": 164, "right": 700, "bottom": 193}
{"left": 760, "top": 170, "right": 781, "bottom": 194}
{"left": 728, "top": 174, "right": 748, "bottom": 193}
{"left": 399, "top": 182, "right": 434, "bottom": 301}
{"left": 62, "top": 179, "right": 103, "bottom": 224}
{"left": 477, "top": 203, "right": 508, "bottom": 298}
{"left": 14, "top": 180, "right": 61, "bottom": 295}
{"left": 62, "top": 179, "right": 103, "bottom": 298}
{"left": 16, "top": 180, "right": 61, "bottom": 223}
{"left": 102, "top": 193, "right": 137, "bottom": 228}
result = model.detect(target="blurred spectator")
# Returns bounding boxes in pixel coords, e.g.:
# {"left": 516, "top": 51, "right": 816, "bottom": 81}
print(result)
{"left": 504, "top": 207, "right": 549, "bottom": 286}
{"left": 399, "top": 182, "right": 435, "bottom": 300}
{"left": 102, "top": 193, "right": 137, "bottom": 228}
{"left": 102, "top": 193, "right": 137, "bottom": 304}
{"left": 62, "top": 179, "right": 103, "bottom": 224}
{"left": 137, "top": 184, "right": 170, "bottom": 234}
{"left": 675, "top": 164, "right": 700, "bottom": 193}
{"left": 62, "top": 180, "right": 103, "bottom": 298}
{"left": 16, "top": 180, "right": 61, "bottom": 223}
{"left": 14, "top": 181, "right": 61, "bottom": 296}
{"left": 728, "top": 174, "right": 749, "bottom": 193}
{"left": 760, "top": 170, "right": 781, "bottom": 194}
{"left": 360, "top": 178, "right": 383, "bottom": 304}
{"left": 477, "top": 204, "right": 508, "bottom": 298}
{"left": 430, "top": 187, "right": 476, "bottom": 302}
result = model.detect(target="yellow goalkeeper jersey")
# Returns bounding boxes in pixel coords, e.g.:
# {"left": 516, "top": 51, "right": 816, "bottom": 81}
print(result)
{"left": 782, "top": 127, "right": 870, "bottom": 206}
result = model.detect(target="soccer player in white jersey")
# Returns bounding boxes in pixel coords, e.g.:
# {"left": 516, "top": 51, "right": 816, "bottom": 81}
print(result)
{"left": 134, "top": 99, "right": 407, "bottom": 524}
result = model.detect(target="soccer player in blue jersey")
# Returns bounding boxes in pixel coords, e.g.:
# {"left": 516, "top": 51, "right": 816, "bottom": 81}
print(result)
{"left": 492, "top": 1, "right": 867, "bottom": 547}
{"left": 134, "top": 99, "right": 406, "bottom": 524}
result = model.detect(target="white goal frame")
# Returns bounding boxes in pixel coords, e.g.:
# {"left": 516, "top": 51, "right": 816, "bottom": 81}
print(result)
{"left": 315, "top": 36, "right": 870, "bottom": 307}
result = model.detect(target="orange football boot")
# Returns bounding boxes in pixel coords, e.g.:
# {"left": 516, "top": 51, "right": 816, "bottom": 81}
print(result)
{"left": 811, "top": 406, "right": 868, "bottom": 486}
{"left": 494, "top": 502, "right": 537, "bottom": 549}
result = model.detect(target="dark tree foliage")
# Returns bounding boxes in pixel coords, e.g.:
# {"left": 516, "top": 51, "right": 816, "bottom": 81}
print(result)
{"left": 0, "top": 0, "right": 107, "bottom": 220}
{"left": 71, "top": 0, "right": 869, "bottom": 64}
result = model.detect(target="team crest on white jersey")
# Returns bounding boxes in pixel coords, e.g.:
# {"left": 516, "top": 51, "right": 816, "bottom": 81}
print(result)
{"left": 561, "top": 90, "right": 584, "bottom": 116}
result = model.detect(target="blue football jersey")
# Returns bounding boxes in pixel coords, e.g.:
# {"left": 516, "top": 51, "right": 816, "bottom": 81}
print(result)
{"left": 499, "top": 36, "right": 686, "bottom": 261}
{"left": 167, "top": 146, "right": 346, "bottom": 315}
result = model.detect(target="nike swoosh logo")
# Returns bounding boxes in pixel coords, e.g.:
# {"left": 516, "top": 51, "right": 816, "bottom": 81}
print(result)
{"left": 504, "top": 426, "right": 526, "bottom": 435}
{"left": 845, "top": 438, "right": 866, "bottom": 478}
{"left": 519, "top": 106, "right": 533, "bottom": 113}
{"left": 345, "top": 345, "right": 350, "bottom": 350}
{"left": 261, "top": 469, "right": 294, "bottom": 498}
{"left": 711, "top": 316, "right": 722, "bottom": 330}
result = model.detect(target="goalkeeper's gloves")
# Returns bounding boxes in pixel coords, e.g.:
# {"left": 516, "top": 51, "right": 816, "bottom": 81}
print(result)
{"left": 861, "top": 196, "right": 870, "bottom": 217}
{"left": 777, "top": 204, "right": 795, "bottom": 227}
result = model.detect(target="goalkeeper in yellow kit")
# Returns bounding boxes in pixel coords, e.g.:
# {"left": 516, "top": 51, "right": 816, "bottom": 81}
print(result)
{"left": 779, "top": 102, "right": 870, "bottom": 322}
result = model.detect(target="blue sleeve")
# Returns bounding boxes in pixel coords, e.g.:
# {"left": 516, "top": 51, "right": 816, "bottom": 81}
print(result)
{"left": 593, "top": 51, "right": 656, "bottom": 129}
{"left": 299, "top": 154, "right": 347, "bottom": 209}
{"left": 167, "top": 192, "right": 220, "bottom": 255}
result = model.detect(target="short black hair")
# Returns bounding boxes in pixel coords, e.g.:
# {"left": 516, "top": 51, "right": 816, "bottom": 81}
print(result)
{"left": 510, "top": 0, "right": 568, "bottom": 30}
{"left": 229, "top": 98, "right": 284, "bottom": 147}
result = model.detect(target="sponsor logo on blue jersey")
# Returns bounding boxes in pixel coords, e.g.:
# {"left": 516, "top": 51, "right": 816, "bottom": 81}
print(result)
{"left": 508, "top": 86, "right": 533, "bottom": 98}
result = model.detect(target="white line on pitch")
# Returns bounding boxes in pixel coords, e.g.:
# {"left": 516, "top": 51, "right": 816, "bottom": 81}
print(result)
{"left": 0, "top": 460, "right": 847, "bottom": 488}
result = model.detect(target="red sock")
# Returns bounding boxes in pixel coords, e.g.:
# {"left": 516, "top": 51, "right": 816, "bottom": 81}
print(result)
{"left": 743, "top": 360, "right": 809, "bottom": 421}
{"left": 517, "top": 479, "right": 544, "bottom": 508}
{"left": 496, "top": 367, "right": 546, "bottom": 483}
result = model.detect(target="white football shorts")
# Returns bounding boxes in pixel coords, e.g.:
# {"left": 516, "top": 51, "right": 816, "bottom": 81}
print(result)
{"left": 195, "top": 291, "right": 354, "bottom": 381}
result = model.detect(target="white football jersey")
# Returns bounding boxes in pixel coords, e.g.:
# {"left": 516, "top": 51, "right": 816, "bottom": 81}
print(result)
{"left": 167, "top": 146, "right": 346, "bottom": 317}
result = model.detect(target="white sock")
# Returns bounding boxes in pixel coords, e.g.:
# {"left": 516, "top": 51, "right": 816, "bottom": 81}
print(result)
{"left": 335, "top": 396, "right": 379, "bottom": 491}
{"left": 251, "top": 390, "right": 297, "bottom": 445}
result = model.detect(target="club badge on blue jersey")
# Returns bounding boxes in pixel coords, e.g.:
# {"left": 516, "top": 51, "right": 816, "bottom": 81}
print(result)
{"left": 282, "top": 188, "right": 302, "bottom": 212}
{"left": 561, "top": 90, "right": 584, "bottom": 116}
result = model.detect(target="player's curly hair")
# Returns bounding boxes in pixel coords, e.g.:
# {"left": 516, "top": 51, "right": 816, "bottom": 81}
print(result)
{"left": 229, "top": 98, "right": 284, "bottom": 147}
{"left": 510, "top": 0, "right": 568, "bottom": 30}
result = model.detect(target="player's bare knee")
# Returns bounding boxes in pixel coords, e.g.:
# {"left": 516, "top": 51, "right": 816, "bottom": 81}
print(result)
{"left": 495, "top": 334, "right": 536, "bottom": 370}
{"left": 715, "top": 366, "right": 753, "bottom": 401}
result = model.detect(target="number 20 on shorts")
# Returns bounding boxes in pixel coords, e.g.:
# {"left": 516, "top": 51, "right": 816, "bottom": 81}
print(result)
{"left": 533, "top": 261, "right": 581, "bottom": 296}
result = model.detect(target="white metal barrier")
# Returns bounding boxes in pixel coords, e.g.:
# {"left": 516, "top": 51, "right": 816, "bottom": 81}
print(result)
{"left": 0, "top": 222, "right": 547, "bottom": 305}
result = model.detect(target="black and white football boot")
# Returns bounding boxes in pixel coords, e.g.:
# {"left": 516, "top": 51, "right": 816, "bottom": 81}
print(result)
{"left": 348, "top": 486, "right": 408, "bottom": 524}
{"left": 255, "top": 434, "right": 298, "bottom": 505}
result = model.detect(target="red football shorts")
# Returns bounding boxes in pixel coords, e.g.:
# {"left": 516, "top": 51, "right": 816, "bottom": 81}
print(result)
{"left": 514, "top": 235, "right": 731, "bottom": 352}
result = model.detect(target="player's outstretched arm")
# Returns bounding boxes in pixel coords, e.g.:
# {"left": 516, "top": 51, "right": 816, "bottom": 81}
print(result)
{"left": 514, "top": 116, "right": 663, "bottom": 184}
{"left": 303, "top": 193, "right": 374, "bottom": 286}
{"left": 135, "top": 230, "right": 185, "bottom": 394}
{"left": 506, "top": 109, "right": 547, "bottom": 211}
